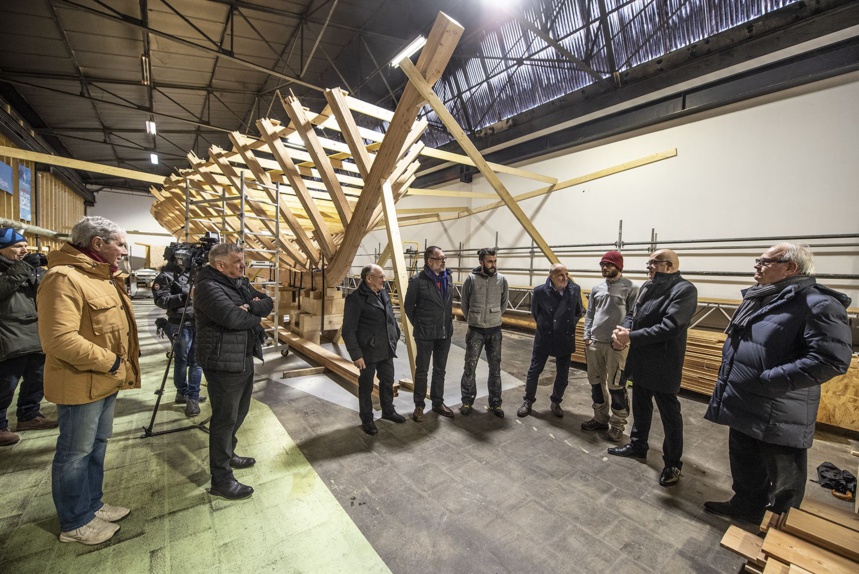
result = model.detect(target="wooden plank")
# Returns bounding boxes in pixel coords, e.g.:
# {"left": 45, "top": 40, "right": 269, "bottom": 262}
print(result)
{"left": 782, "top": 508, "right": 859, "bottom": 561}
{"left": 0, "top": 145, "right": 164, "bottom": 184}
{"left": 762, "top": 528, "right": 859, "bottom": 574}
{"left": 721, "top": 525, "right": 767, "bottom": 568}
{"left": 282, "top": 95, "right": 353, "bottom": 227}
{"left": 420, "top": 146, "right": 557, "bottom": 184}
{"left": 763, "top": 560, "right": 791, "bottom": 574}
{"left": 256, "top": 118, "right": 338, "bottom": 259}
{"left": 788, "top": 565, "right": 814, "bottom": 574}
{"left": 406, "top": 187, "right": 496, "bottom": 198}
{"left": 381, "top": 179, "right": 417, "bottom": 381}
{"left": 325, "top": 88, "right": 374, "bottom": 177}
{"left": 281, "top": 366, "right": 327, "bottom": 379}
{"left": 799, "top": 499, "right": 859, "bottom": 533}
{"left": 399, "top": 57, "right": 561, "bottom": 266}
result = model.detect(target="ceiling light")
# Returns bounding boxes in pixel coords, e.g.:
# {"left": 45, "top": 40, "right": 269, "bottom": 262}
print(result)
{"left": 390, "top": 36, "right": 427, "bottom": 68}
{"left": 140, "top": 55, "right": 151, "bottom": 86}
{"left": 145, "top": 120, "right": 156, "bottom": 135}
{"left": 150, "top": 153, "right": 158, "bottom": 165}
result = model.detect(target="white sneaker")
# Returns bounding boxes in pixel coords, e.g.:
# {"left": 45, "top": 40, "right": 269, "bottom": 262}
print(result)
{"left": 59, "top": 516, "right": 120, "bottom": 545}
{"left": 95, "top": 503, "right": 131, "bottom": 522}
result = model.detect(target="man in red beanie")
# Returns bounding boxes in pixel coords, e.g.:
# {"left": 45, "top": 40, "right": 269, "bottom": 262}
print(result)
{"left": 581, "top": 251, "right": 638, "bottom": 442}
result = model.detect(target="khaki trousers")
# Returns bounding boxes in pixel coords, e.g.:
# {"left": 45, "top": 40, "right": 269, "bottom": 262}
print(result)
{"left": 585, "top": 341, "right": 629, "bottom": 429}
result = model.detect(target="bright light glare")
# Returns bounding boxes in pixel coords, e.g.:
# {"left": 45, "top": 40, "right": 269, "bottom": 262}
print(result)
{"left": 150, "top": 153, "right": 158, "bottom": 165}
{"left": 390, "top": 36, "right": 427, "bottom": 68}
{"left": 145, "top": 120, "right": 156, "bottom": 135}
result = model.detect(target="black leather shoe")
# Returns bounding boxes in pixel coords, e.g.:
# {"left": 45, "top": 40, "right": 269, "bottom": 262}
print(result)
{"left": 381, "top": 411, "right": 406, "bottom": 423}
{"left": 704, "top": 500, "right": 766, "bottom": 523}
{"left": 659, "top": 466, "right": 681, "bottom": 486}
{"left": 516, "top": 401, "right": 532, "bottom": 418}
{"left": 361, "top": 421, "right": 378, "bottom": 435}
{"left": 230, "top": 455, "right": 256, "bottom": 469}
{"left": 209, "top": 479, "right": 253, "bottom": 500}
{"left": 607, "top": 444, "right": 647, "bottom": 459}
{"left": 550, "top": 401, "right": 564, "bottom": 418}
{"left": 431, "top": 404, "right": 454, "bottom": 418}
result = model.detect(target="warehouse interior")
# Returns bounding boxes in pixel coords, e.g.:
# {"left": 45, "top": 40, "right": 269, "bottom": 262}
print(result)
{"left": 1, "top": 1, "right": 858, "bottom": 572}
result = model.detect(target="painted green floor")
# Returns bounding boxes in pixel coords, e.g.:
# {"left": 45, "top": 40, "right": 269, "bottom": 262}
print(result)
{"left": 0, "top": 301, "right": 390, "bottom": 574}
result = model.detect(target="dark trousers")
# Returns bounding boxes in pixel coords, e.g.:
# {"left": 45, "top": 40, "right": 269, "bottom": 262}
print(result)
{"left": 413, "top": 337, "right": 452, "bottom": 409}
{"left": 206, "top": 359, "right": 254, "bottom": 484}
{"left": 728, "top": 427, "right": 807, "bottom": 514}
{"left": 460, "top": 327, "right": 503, "bottom": 407}
{"left": 629, "top": 385, "right": 683, "bottom": 468}
{"left": 0, "top": 353, "right": 46, "bottom": 429}
{"left": 523, "top": 348, "right": 570, "bottom": 404}
{"left": 358, "top": 356, "right": 395, "bottom": 424}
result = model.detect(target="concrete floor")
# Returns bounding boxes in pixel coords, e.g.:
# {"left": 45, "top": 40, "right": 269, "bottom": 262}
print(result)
{"left": 1, "top": 299, "right": 857, "bottom": 573}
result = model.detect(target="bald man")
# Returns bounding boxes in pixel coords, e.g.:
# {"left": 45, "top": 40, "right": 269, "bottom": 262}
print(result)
{"left": 607, "top": 249, "right": 697, "bottom": 487}
{"left": 517, "top": 264, "right": 583, "bottom": 418}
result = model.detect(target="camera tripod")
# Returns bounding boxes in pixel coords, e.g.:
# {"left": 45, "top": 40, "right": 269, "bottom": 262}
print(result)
{"left": 140, "top": 266, "right": 210, "bottom": 438}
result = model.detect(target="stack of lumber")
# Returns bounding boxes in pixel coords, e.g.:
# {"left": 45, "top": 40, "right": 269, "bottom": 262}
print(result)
{"left": 721, "top": 499, "right": 859, "bottom": 573}
{"left": 288, "top": 287, "right": 344, "bottom": 344}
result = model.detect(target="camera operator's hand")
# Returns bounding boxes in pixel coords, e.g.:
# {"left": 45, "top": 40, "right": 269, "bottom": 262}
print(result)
{"left": 22, "top": 252, "right": 45, "bottom": 268}
{"left": 239, "top": 304, "right": 250, "bottom": 312}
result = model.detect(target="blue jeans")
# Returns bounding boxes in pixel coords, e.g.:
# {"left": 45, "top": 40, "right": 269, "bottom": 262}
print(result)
{"left": 0, "top": 353, "right": 45, "bottom": 428}
{"left": 51, "top": 393, "right": 116, "bottom": 531}
{"left": 165, "top": 322, "right": 202, "bottom": 399}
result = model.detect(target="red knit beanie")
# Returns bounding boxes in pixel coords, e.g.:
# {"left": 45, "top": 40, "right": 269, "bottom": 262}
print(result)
{"left": 600, "top": 250, "right": 623, "bottom": 271}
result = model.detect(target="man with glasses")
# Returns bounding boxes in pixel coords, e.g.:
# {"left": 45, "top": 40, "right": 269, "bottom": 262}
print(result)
{"left": 343, "top": 264, "right": 403, "bottom": 435}
{"left": 517, "top": 264, "right": 583, "bottom": 418}
{"left": 403, "top": 246, "right": 455, "bottom": 422}
{"left": 580, "top": 251, "right": 639, "bottom": 441}
{"left": 704, "top": 243, "right": 851, "bottom": 521}
{"left": 459, "top": 248, "right": 509, "bottom": 417}
{"left": 608, "top": 249, "right": 697, "bottom": 487}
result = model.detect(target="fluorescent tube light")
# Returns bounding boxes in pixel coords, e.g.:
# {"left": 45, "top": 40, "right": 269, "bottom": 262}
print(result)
{"left": 390, "top": 36, "right": 427, "bottom": 68}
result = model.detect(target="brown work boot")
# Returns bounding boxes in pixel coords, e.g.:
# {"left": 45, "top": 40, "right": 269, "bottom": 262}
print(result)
{"left": 0, "top": 427, "right": 20, "bottom": 446}
{"left": 431, "top": 404, "right": 454, "bottom": 418}
{"left": 15, "top": 415, "right": 58, "bottom": 432}
{"left": 412, "top": 407, "right": 424, "bottom": 422}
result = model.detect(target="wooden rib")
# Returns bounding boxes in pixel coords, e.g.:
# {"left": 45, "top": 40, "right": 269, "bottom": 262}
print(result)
{"left": 327, "top": 12, "right": 464, "bottom": 283}
{"left": 420, "top": 147, "right": 557, "bottom": 184}
{"left": 257, "top": 118, "right": 337, "bottom": 260}
{"left": 282, "top": 96, "right": 352, "bottom": 227}
{"left": 400, "top": 57, "right": 560, "bottom": 266}
{"left": 228, "top": 132, "right": 321, "bottom": 266}
{"left": 324, "top": 88, "right": 374, "bottom": 177}
{"left": 406, "top": 187, "right": 496, "bottom": 198}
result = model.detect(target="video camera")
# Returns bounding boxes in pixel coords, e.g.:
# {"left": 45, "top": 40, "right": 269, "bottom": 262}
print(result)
{"left": 163, "top": 232, "right": 220, "bottom": 272}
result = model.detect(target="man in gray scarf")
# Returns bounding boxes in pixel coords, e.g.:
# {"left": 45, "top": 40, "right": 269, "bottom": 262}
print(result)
{"left": 704, "top": 243, "right": 852, "bottom": 522}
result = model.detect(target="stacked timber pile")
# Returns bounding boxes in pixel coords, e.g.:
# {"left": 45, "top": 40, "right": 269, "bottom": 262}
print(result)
{"left": 289, "top": 287, "right": 344, "bottom": 344}
{"left": 720, "top": 499, "right": 859, "bottom": 573}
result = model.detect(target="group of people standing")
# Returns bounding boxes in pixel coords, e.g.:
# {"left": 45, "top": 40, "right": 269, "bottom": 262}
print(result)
{"left": 343, "top": 242, "right": 853, "bottom": 523}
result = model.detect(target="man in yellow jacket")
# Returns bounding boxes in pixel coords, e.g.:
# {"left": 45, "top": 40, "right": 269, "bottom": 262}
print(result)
{"left": 38, "top": 216, "right": 140, "bottom": 545}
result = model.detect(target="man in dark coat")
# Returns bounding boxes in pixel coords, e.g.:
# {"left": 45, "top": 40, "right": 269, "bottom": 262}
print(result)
{"left": 608, "top": 249, "right": 698, "bottom": 487}
{"left": 194, "top": 243, "right": 273, "bottom": 500}
{"left": 403, "top": 246, "right": 455, "bottom": 422}
{"left": 343, "top": 264, "right": 403, "bottom": 436}
{"left": 153, "top": 245, "right": 205, "bottom": 417}
{"left": 0, "top": 227, "right": 56, "bottom": 446}
{"left": 704, "top": 243, "right": 852, "bottom": 521}
{"left": 517, "top": 264, "right": 583, "bottom": 418}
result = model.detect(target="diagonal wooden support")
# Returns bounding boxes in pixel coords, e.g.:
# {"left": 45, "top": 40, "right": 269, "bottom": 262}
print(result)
{"left": 282, "top": 96, "right": 353, "bottom": 228}
{"left": 257, "top": 119, "right": 338, "bottom": 260}
{"left": 399, "top": 57, "right": 560, "bottom": 266}
{"left": 327, "top": 12, "right": 464, "bottom": 284}
{"left": 324, "top": 88, "right": 374, "bottom": 178}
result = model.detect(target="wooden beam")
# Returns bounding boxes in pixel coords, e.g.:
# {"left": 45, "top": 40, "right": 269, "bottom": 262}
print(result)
{"left": 324, "top": 88, "right": 374, "bottom": 178}
{"left": 420, "top": 147, "right": 557, "bottom": 184}
{"left": 399, "top": 57, "right": 560, "bottom": 266}
{"left": 0, "top": 145, "right": 164, "bottom": 184}
{"left": 782, "top": 508, "right": 859, "bottom": 562}
{"left": 327, "top": 12, "right": 464, "bottom": 284}
{"left": 257, "top": 118, "right": 338, "bottom": 259}
{"left": 281, "top": 366, "right": 327, "bottom": 378}
{"left": 762, "top": 528, "right": 859, "bottom": 574}
{"left": 799, "top": 499, "right": 859, "bottom": 534}
{"left": 282, "top": 95, "right": 353, "bottom": 227}
{"left": 406, "top": 187, "right": 496, "bottom": 198}
{"left": 380, "top": 180, "right": 417, "bottom": 381}
{"left": 721, "top": 525, "right": 766, "bottom": 568}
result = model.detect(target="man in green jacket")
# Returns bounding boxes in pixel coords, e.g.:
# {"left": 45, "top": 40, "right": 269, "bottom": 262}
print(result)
{"left": 0, "top": 227, "right": 56, "bottom": 446}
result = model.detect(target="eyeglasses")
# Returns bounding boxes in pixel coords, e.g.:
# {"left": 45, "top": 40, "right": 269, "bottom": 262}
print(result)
{"left": 369, "top": 274, "right": 386, "bottom": 280}
{"left": 429, "top": 257, "right": 446, "bottom": 262}
{"left": 755, "top": 258, "right": 789, "bottom": 267}
{"left": 646, "top": 259, "right": 669, "bottom": 267}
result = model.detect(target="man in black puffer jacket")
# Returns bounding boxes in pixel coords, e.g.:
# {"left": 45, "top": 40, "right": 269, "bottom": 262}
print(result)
{"left": 194, "top": 243, "right": 272, "bottom": 500}
{"left": 704, "top": 243, "right": 852, "bottom": 521}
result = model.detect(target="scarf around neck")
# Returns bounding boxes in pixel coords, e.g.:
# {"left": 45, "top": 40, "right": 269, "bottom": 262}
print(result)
{"left": 725, "top": 275, "right": 812, "bottom": 335}
{"left": 74, "top": 244, "right": 119, "bottom": 274}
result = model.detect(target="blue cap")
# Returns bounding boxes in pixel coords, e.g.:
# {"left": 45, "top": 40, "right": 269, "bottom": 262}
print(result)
{"left": 0, "top": 228, "right": 27, "bottom": 250}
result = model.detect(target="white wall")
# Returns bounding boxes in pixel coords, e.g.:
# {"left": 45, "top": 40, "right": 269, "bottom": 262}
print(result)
{"left": 362, "top": 73, "right": 859, "bottom": 303}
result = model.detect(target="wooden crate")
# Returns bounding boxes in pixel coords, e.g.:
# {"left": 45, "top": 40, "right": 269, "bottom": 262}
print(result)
{"left": 290, "top": 312, "right": 343, "bottom": 332}
{"left": 300, "top": 296, "right": 345, "bottom": 315}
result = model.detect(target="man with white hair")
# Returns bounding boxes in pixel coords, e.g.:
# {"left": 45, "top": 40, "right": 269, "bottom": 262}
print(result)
{"left": 704, "top": 243, "right": 852, "bottom": 521}
{"left": 38, "top": 216, "right": 139, "bottom": 545}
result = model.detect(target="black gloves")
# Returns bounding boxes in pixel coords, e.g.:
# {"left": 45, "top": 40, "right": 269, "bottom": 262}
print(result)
{"left": 23, "top": 252, "right": 47, "bottom": 268}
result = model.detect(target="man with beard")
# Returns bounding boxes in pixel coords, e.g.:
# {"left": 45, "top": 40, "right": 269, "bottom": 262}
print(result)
{"left": 581, "top": 251, "right": 639, "bottom": 442}
{"left": 608, "top": 249, "right": 697, "bottom": 487}
{"left": 459, "top": 248, "right": 509, "bottom": 418}
{"left": 403, "top": 246, "right": 455, "bottom": 422}
{"left": 516, "top": 264, "right": 583, "bottom": 418}
{"left": 704, "top": 243, "right": 851, "bottom": 521}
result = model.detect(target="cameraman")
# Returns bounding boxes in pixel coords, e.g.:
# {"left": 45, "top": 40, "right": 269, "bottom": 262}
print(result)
{"left": 153, "top": 244, "right": 205, "bottom": 417}
{"left": 0, "top": 227, "right": 56, "bottom": 446}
